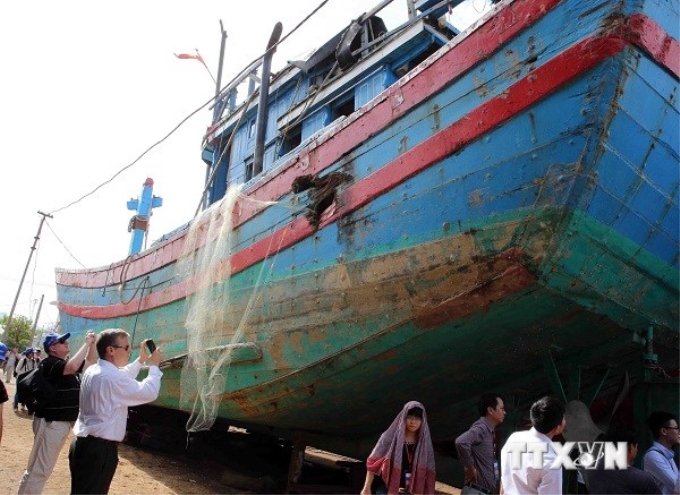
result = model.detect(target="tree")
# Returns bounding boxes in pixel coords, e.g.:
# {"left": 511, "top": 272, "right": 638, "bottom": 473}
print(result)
{"left": 0, "top": 314, "right": 33, "bottom": 350}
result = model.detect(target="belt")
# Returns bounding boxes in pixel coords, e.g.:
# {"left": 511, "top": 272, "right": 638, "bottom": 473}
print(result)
{"left": 82, "top": 435, "right": 119, "bottom": 445}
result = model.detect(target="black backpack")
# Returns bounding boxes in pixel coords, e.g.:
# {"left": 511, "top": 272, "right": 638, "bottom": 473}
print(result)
{"left": 17, "top": 362, "right": 56, "bottom": 414}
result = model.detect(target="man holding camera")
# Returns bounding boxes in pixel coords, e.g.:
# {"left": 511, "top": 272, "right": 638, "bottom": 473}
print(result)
{"left": 69, "top": 329, "right": 163, "bottom": 494}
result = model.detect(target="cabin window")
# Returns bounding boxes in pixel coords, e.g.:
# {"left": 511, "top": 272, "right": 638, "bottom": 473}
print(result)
{"left": 331, "top": 95, "right": 354, "bottom": 120}
{"left": 302, "top": 108, "right": 331, "bottom": 141}
{"left": 308, "top": 71, "right": 328, "bottom": 94}
{"left": 244, "top": 158, "right": 254, "bottom": 182}
{"left": 247, "top": 119, "right": 256, "bottom": 140}
{"left": 279, "top": 123, "right": 302, "bottom": 156}
{"left": 355, "top": 70, "right": 394, "bottom": 108}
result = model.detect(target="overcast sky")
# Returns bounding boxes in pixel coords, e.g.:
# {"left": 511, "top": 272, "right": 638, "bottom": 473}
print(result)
{"left": 0, "top": 0, "right": 490, "bottom": 329}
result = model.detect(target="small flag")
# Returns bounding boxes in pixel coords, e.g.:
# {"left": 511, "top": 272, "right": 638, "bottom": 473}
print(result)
{"left": 174, "top": 52, "right": 205, "bottom": 65}
{"left": 174, "top": 49, "right": 216, "bottom": 84}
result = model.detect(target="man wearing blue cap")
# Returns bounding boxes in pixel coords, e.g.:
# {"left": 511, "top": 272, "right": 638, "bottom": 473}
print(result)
{"left": 17, "top": 331, "right": 97, "bottom": 495}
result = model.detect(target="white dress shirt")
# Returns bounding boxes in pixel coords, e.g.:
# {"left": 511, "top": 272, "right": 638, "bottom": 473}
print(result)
{"left": 73, "top": 358, "right": 162, "bottom": 442}
{"left": 501, "top": 427, "right": 563, "bottom": 494}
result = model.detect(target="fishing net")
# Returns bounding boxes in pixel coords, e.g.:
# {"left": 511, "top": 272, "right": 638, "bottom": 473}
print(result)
{"left": 177, "top": 184, "right": 243, "bottom": 433}
{"left": 177, "top": 184, "right": 284, "bottom": 433}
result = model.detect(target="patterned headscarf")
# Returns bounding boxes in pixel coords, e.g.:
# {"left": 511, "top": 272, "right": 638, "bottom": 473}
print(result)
{"left": 366, "top": 400, "right": 436, "bottom": 494}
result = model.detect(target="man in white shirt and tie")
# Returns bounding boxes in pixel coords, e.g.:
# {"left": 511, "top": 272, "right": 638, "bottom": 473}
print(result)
{"left": 68, "top": 329, "right": 163, "bottom": 494}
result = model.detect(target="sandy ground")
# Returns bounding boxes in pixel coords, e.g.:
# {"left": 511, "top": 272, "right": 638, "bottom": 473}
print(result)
{"left": 0, "top": 379, "right": 461, "bottom": 495}
{"left": 0, "top": 379, "right": 237, "bottom": 495}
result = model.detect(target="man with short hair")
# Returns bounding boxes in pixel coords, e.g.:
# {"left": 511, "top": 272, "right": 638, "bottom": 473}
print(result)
{"left": 17, "top": 331, "right": 97, "bottom": 495}
{"left": 69, "top": 329, "right": 163, "bottom": 494}
{"left": 643, "top": 411, "right": 680, "bottom": 494}
{"left": 456, "top": 393, "right": 506, "bottom": 493}
{"left": 586, "top": 425, "right": 661, "bottom": 494}
{"left": 500, "top": 395, "right": 566, "bottom": 495}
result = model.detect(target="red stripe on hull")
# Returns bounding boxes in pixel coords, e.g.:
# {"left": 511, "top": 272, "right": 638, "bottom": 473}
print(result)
{"left": 627, "top": 14, "right": 680, "bottom": 78}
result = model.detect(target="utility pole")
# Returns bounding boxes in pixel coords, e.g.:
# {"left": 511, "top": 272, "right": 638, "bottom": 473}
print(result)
{"left": 6, "top": 211, "right": 52, "bottom": 330}
{"left": 31, "top": 294, "right": 45, "bottom": 347}
{"left": 31, "top": 294, "right": 45, "bottom": 332}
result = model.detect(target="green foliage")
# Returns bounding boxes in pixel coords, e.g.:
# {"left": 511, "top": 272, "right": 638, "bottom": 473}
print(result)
{"left": 0, "top": 314, "right": 34, "bottom": 351}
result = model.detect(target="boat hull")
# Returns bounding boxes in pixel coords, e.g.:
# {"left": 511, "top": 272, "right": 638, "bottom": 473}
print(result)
{"left": 57, "top": 0, "right": 679, "bottom": 459}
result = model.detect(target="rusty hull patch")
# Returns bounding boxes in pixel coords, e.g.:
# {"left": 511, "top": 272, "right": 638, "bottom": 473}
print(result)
{"left": 412, "top": 248, "right": 536, "bottom": 330}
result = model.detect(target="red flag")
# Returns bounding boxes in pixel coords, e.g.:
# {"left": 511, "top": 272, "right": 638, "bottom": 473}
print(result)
{"left": 174, "top": 52, "right": 205, "bottom": 65}
{"left": 174, "top": 49, "right": 216, "bottom": 84}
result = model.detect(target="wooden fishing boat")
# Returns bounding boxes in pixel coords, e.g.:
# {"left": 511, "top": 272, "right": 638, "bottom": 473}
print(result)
{"left": 56, "top": 0, "right": 679, "bottom": 464}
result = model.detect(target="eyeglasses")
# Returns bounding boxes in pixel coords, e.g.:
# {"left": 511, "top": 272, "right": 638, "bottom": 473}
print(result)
{"left": 111, "top": 344, "right": 131, "bottom": 351}
{"left": 665, "top": 425, "right": 680, "bottom": 430}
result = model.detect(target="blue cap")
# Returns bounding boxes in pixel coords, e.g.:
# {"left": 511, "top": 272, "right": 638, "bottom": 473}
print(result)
{"left": 24, "top": 347, "right": 34, "bottom": 355}
{"left": 43, "top": 332, "right": 71, "bottom": 351}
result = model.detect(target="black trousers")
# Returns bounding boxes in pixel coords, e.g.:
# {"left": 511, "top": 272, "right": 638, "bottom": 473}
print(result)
{"left": 69, "top": 435, "right": 119, "bottom": 494}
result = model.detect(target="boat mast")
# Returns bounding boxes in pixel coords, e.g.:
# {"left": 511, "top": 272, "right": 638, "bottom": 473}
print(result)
{"left": 212, "top": 20, "right": 228, "bottom": 123}
{"left": 126, "top": 178, "right": 163, "bottom": 256}
{"left": 406, "top": 0, "right": 417, "bottom": 18}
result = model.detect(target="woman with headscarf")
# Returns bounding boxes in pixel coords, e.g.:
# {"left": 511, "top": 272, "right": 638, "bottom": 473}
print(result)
{"left": 360, "top": 400, "right": 436, "bottom": 494}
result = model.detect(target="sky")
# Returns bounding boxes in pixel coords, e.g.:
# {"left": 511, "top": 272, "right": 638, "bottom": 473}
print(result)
{"left": 0, "top": 0, "right": 491, "bottom": 330}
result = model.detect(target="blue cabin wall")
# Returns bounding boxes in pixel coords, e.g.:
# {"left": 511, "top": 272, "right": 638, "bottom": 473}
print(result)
{"left": 206, "top": 23, "right": 446, "bottom": 202}
{"left": 302, "top": 108, "right": 331, "bottom": 141}
{"left": 355, "top": 68, "right": 396, "bottom": 108}
{"left": 216, "top": 67, "right": 397, "bottom": 190}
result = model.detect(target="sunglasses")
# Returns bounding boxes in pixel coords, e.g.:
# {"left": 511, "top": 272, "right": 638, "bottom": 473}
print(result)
{"left": 110, "top": 344, "right": 131, "bottom": 351}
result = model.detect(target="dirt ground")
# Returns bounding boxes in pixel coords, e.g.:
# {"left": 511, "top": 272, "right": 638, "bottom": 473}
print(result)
{"left": 0, "top": 379, "right": 241, "bottom": 495}
{"left": 0, "top": 379, "right": 461, "bottom": 495}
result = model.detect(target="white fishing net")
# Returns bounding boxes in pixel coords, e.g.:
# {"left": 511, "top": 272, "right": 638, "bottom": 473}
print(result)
{"left": 177, "top": 183, "right": 284, "bottom": 433}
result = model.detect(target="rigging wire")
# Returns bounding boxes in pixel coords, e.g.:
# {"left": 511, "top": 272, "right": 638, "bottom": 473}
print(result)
{"left": 44, "top": 220, "right": 87, "bottom": 268}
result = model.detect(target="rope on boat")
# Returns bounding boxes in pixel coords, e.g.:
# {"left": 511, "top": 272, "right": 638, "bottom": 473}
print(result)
{"left": 128, "top": 276, "right": 150, "bottom": 349}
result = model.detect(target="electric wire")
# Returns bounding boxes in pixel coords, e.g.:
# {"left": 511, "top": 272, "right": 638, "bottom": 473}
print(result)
{"left": 44, "top": 220, "right": 86, "bottom": 268}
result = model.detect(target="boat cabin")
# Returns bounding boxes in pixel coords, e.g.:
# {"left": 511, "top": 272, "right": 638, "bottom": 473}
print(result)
{"left": 201, "top": 0, "right": 470, "bottom": 207}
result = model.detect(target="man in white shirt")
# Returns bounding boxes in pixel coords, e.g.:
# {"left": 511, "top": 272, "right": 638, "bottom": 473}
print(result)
{"left": 68, "top": 329, "right": 163, "bottom": 494}
{"left": 500, "top": 396, "right": 566, "bottom": 495}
